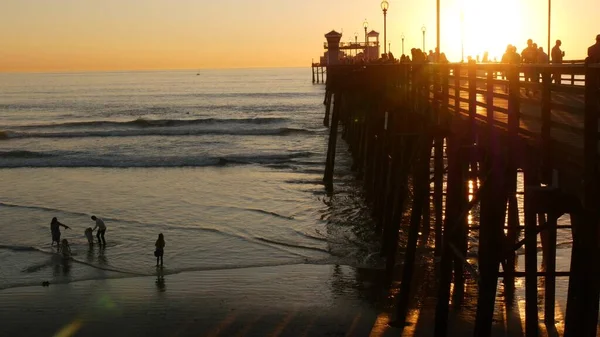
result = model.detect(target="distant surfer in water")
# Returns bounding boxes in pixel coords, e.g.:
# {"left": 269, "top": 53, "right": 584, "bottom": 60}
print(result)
{"left": 50, "top": 217, "right": 70, "bottom": 251}
{"left": 91, "top": 215, "right": 107, "bottom": 245}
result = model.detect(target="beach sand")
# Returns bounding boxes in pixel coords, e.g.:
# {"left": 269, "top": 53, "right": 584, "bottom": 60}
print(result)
{"left": 0, "top": 264, "right": 384, "bottom": 337}
{"left": 0, "top": 261, "right": 552, "bottom": 337}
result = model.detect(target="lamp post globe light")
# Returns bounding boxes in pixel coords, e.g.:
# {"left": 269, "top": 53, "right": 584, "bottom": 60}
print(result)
{"left": 381, "top": 0, "right": 389, "bottom": 54}
{"left": 354, "top": 32, "right": 358, "bottom": 56}
{"left": 363, "top": 19, "right": 368, "bottom": 59}
{"left": 401, "top": 33, "right": 405, "bottom": 55}
{"left": 421, "top": 25, "right": 426, "bottom": 51}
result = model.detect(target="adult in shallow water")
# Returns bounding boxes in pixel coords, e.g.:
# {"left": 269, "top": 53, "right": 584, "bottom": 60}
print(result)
{"left": 50, "top": 217, "right": 70, "bottom": 250}
{"left": 91, "top": 215, "right": 107, "bottom": 245}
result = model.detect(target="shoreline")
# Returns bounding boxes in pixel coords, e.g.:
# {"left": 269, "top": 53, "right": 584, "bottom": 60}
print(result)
{"left": 1, "top": 257, "right": 571, "bottom": 336}
{"left": 0, "top": 263, "right": 388, "bottom": 337}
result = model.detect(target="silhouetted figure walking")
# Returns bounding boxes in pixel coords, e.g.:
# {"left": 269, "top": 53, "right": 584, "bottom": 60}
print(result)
{"left": 551, "top": 40, "right": 565, "bottom": 83}
{"left": 91, "top": 215, "right": 107, "bottom": 245}
{"left": 155, "top": 233, "right": 165, "bottom": 267}
{"left": 50, "top": 217, "right": 70, "bottom": 250}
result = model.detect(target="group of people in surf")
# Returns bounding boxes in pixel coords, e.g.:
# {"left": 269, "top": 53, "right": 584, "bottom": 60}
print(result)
{"left": 50, "top": 215, "right": 106, "bottom": 251}
{"left": 50, "top": 215, "right": 166, "bottom": 267}
{"left": 50, "top": 215, "right": 107, "bottom": 256}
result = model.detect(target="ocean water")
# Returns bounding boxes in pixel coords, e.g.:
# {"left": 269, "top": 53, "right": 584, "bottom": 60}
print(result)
{"left": 0, "top": 68, "right": 377, "bottom": 290}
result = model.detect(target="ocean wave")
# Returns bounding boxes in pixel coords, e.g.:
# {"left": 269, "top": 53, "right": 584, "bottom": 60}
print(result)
{"left": 0, "top": 127, "right": 317, "bottom": 140}
{"left": 244, "top": 208, "right": 295, "bottom": 220}
{"left": 0, "top": 201, "right": 96, "bottom": 218}
{"left": 255, "top": 237, "right": 330, "bottom": 254}
{"left": 0, "top": 150, "right": 56, "bottom": 158}
{"left": 0, "top": 151, "right": 315, "bottom": 168}
{"left": 0, "top": 244, "right": 44, "bottom": 253}
{"left": 12, "top": 117, "right": 289, "bottom": 130}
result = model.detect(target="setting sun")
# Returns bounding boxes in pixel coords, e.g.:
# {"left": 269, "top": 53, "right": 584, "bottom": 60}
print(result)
{"left": 460, "top": 0, "right": 524, "bottom": 60}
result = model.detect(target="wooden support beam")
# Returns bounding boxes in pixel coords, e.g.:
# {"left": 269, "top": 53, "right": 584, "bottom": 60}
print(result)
{"left": 468, "top": 62, "right": 479, "bottom": 192}
{"left": 356, "top": 121, "right": 366, "bottom": 179}
{"left": 565, "top": 63, "right": 600, "bottom": 337}
{"left": 377, "top": 151, "right": 394, "bottom": 233}
{"left": 323, "top": 91, "right": 341, "bottom": 183}
{"left": 394, "top": 135, "right": 432, "bottom": 324}
{"left": 505, "top": 64, "right": 522, "bottom": 308}
{"left": 434, "top": 135, "right": 461, "bottom": 337}
{"left": 452, "top": 145, "right": 470, "bottom": 302}
{"left": 473, "top": 152, "right": 507, "bottom": 337}
{"left": 544, "top": 213, "right": 558, "bottom": 326}
{"left": 323, "top": 90, "right": 332, "bottom": 127}
{"left": 540, "top": 69, "right": 552, "bottom": 184}
{"left": 434, "top": 65, "right": 450, "bottom": 256}
{"left": 383, "top": 135, "right": 419, "bottom": 281}
{"left": 523, "top": 168, "right": 540, "bottom": 337}
{"left": 363, "top": 126, "right": 376, "bottom": 199}
{"left": 433, "top": 136, "right": 444, "bottom": 256}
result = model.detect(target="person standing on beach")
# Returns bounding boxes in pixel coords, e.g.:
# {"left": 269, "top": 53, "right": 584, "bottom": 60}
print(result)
{"left": 50, "top": 217, "right": 70, "bottom": 250}
{"left": 91, "top": 215, "right": 107, "bottom": 245}
{"left": 155, "top": 233, "right": 165, "bottom": 267}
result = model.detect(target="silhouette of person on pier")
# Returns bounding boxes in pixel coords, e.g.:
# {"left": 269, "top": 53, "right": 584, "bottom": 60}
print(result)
{"left": 482, "top": 51, "right": 489, "bottom": 63}
{"left": 537, "top": 47, "right": 548, "bottom": 64}
{"left": 522, "top": 39, "right": 537, "bottom": 94}
{"left": 440, "top": 52, "right": 449, "bottom": 64}
{"left": 588, "top": 34, "right": 600, "bottom": 63}
{"left": 551, "top": 40, "right": 565, "bottom": 83}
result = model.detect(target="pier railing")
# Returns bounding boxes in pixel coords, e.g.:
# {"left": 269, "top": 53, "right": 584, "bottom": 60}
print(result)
{"left": 326, "top": 62, "right": 599, "bottom": 179}
{"left": 323, "top": 41, "right": 378, "bottom": 49}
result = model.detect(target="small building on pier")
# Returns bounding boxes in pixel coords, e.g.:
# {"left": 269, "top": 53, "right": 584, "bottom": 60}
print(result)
{"left": 365, "top": 30, "right": 380, "bottom": 60}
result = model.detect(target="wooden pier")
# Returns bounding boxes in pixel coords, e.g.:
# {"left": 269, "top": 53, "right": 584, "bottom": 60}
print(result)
{"left": 312, "top": 63, "right": 326, "bottom": 83}
{"left": 321, "top": 61, "right": 600, "bottom": 336}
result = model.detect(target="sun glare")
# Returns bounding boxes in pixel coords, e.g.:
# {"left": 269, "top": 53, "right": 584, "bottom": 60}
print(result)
{"left": 443, "top": 0, "right": 524, "bottom": 62}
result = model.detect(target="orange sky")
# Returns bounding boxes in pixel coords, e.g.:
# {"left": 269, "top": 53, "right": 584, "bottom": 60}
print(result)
{"left": 1, "top": 0, "right": 598, "bottom": 72}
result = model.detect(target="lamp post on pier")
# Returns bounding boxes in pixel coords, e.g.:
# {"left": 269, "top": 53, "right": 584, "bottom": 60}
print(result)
{"left": 363, "top": 19, "right": 369, "bottom": 59}
{"left": 354, "top": 32, "right": 358, "bottom": 57}
{"left": 547, "top": 0, "right": 551, "bottom": 64}
{"left": 421, "top": 25, "right": 426, "bottom": 51}
{"left": 401, "top": 33, "right": 405, "bottom": 55}
{"left": 381, "top": 0, "right": 389, "bottom": 55}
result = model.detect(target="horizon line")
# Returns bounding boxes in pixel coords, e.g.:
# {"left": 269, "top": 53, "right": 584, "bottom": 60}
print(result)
{"left": 0, "top": 65, "right": 309, "bottom": 75}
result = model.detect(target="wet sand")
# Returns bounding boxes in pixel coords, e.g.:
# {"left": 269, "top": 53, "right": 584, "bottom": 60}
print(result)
{"left": 0, "top": 259, "right": 576, "bottom": 337}
{"left": 1, "top": 264, "right": 386, "bottom": 337}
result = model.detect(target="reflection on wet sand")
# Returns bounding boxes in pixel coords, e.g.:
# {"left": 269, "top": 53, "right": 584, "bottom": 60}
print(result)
{"left": 98, "top": 246, "right": 107, "bottom": 266}
{"left": 52, "top": 254, "right": 71, "bottom": 277}
{"left": 156, "top": 269, "right": 166, "bottom": 292}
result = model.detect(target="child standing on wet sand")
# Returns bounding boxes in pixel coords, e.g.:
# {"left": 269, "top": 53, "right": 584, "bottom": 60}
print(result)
{"left": 61, "top": 239, "right": 71, "bottom": 258}
{"left": 155, "top": 233, "right": 165, "bottom": 267}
